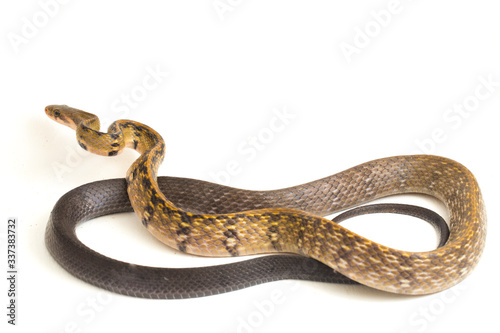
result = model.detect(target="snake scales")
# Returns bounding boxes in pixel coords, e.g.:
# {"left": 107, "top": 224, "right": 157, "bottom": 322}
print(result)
{"left": 44, "top": 105, "right": 486, "bottom": 298}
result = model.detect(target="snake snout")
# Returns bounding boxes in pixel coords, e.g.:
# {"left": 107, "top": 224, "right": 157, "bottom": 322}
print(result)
{"left": 45, "top": 105, "right": 61, "bottom": 119}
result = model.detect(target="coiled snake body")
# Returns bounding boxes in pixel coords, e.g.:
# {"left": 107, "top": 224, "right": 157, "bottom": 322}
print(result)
{"left": 45, "top": 105, "right": 486, "bottom": 297}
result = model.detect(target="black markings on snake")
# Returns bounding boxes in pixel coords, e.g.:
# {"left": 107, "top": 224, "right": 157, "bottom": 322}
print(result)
{"left": 269, "top": 213, "right": 281, "bottom": 222}
{"left": 224, "top": 229, "right": 239, "bottom": 240}
{"left": 177, "top": 240, "right": 188, "bottom": 253}
{"left": 79, "top": 142, "right": 87, "bottom": 150}
{"left": 215, "top": 215, "right": 227, "bottom": 222}
{"left": 224, "top": 229, "right": 239, "bottom": 257}
{"left": 130, "top": 168, "right": 138, "bottom": 180}
{"left": 176, "top": 226, "right": 191, "bottom": 236}
{"left": 267, "top": 224, "right": 281, "bottom": 251}
{"left": 178, "top": 211, "right": 192, "bottom": 225}
{"left": 108, "top": 150, "right": 118, "bottom": 156}
{"left": 224, "top": 242, "right": 239, "bottom": 256}
{"left": 161, "top": 204, "right": 171, "bottom": 217}
{"left": 145, "top": 205, "right": 154, "bottom": 217}
{"left": 150, "top": 193, "right": 162, "bottom": 207}
{"left": 223, "top": 228, "right": 240, "bottom": 256}
{"left": 134, "top": 125, "right": 149, "bottom": 134}
{"left": 142, "top": 176, "right": 152, "bottom": 189}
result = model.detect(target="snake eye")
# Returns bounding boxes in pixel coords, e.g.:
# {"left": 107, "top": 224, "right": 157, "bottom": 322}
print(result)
{"left": 53, "top": 109, "right": 61, "bottom": 118}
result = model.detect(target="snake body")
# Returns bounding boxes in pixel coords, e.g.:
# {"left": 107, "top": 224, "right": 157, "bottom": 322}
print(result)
{"left": 46, "top": 177, "right": 448, "bottom": 298}
{"left": 45, "top": 105, "right": 486, "bottom": 296}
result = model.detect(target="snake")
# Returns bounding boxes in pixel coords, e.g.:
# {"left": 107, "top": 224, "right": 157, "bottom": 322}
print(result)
{"left": 44, "top": 104, "right": 486, "bottom": 298}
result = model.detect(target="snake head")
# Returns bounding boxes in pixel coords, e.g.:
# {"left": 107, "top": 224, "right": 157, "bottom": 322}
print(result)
{"left": 45, "top": 105, "right": 97, "bottom": 130}
{"left": 45, "top": 105, "right": 77, "bottom": 129}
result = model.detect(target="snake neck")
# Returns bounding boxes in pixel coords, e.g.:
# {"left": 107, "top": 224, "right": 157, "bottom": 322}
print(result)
{"left": 118, "top": 121, "right": 182, "bottom": 228}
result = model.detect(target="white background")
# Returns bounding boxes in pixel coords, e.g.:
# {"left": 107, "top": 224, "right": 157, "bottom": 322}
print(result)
{"left": 2, "top": 1, "right": 499, "bottom": 332}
